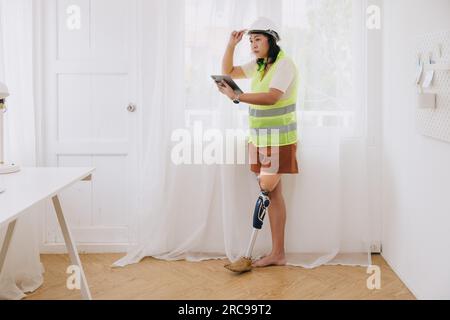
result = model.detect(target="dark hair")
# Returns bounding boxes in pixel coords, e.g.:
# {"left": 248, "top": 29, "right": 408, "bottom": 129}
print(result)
{"left": 255, "top": 34, "right": 281, "bottom": 72}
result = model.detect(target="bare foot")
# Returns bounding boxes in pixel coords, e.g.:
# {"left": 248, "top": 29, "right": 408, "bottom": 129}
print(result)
{"left": 252, "top": 253, "right": 286, "bottom": 268}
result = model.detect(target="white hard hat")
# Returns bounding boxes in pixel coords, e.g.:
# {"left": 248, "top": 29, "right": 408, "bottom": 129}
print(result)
{"left": 248, "top": 17, "right": 281, "bottom": 42}
{"left": 0, "top": 81, "right": 9, "bottom": 99}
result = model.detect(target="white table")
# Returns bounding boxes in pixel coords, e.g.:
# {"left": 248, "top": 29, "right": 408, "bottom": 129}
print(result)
{"left": 0, "top": 167, "right": 95, "bottom": 300}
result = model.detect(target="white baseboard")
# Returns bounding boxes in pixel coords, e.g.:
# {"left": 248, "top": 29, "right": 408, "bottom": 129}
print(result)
{"left": 381, "top": 252, "right": 419, "bottom": 299}
{"left": 40, "top": 242, "right": 130, "bottom": 254}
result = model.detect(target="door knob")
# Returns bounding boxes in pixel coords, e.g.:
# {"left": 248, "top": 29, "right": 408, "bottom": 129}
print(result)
{"left": 127, "top": 103, "right": 137, "bottom": 113}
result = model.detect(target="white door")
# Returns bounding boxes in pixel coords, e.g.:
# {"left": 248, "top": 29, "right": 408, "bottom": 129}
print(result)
{"left": 40, "top": 0, "right": 140, "bottom": 253}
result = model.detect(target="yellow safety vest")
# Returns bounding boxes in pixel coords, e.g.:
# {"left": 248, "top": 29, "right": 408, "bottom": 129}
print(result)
{"left": 249, "top": 50, "right": 298, "bottom": 147}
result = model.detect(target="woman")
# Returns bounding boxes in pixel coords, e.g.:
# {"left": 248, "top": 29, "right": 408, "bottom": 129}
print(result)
{"left": 217, "top": 18, "right": 299, "bottom": 269}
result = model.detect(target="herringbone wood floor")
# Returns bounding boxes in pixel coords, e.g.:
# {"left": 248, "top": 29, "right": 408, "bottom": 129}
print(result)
{"left": 25, "top": 254, "right": 415, "bottom": 300}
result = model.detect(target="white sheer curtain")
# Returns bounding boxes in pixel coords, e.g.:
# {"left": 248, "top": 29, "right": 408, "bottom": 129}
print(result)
{"left": 115, "top": 0, "right": 374, "bottom": 268}
{"left": 0, "top": 0, "right": 43, "bottom": 300}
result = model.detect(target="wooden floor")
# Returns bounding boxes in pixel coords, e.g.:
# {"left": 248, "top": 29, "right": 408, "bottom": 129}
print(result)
{"left": 25, "top": 254, "right": 415, "bottom": 300}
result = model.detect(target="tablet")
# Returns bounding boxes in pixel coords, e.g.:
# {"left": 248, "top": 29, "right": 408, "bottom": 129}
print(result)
{"left": 211, "top": 75, "right": 244, "bottom": 95}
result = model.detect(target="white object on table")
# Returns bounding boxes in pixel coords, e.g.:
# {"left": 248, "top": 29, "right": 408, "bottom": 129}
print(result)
{"left": 0, "top": 167, "right": 95, "bottom": 300}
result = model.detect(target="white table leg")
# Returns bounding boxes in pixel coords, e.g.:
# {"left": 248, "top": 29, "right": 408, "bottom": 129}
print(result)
{"left": 52, "top": 195, "right": 92, "bottom": 300}
{"left": 0, "top": 219, "right": 17, "bottom": 275}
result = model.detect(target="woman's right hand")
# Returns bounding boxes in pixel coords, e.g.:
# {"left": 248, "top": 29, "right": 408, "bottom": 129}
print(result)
{"left": 228, "top": 29, "right": 247, "bottom": 48}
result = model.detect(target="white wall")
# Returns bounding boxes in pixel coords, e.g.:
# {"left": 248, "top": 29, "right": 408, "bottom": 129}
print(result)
{"left": 382, "top": 0, "right": 450, "bottom": 299}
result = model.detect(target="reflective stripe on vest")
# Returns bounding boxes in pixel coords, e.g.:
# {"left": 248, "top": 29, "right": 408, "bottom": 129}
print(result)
{"left": 249, "top": 104, "right": 296, "bottom": 118}
{"left": 248, "top": 50, "right": 298, "bottom": 147}
{"left": 251, "top": 122, "right": 298, "bottom": 135}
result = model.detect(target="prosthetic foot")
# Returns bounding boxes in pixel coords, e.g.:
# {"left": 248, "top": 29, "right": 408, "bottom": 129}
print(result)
{"left": 225, "top": 191, "right": 271, "bottom": 273}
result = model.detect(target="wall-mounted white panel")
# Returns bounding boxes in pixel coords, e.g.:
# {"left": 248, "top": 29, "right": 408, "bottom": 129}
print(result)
{"left": 416, "top": 31, "right": 450, "bottom": 143}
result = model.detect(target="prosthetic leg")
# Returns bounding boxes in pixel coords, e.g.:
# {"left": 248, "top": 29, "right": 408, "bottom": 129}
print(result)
{"left": 224, "top": 191, "right": 271, "bottom": 273}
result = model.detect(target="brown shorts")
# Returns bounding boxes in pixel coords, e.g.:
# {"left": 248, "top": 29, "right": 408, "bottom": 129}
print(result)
{"left": 249, "top": 143, "right": 299, "bottom": 175}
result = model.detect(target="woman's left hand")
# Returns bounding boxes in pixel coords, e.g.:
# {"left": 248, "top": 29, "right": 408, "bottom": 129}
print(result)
{"left": 216, "top": 80, "right": 236, "bottom": 100}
